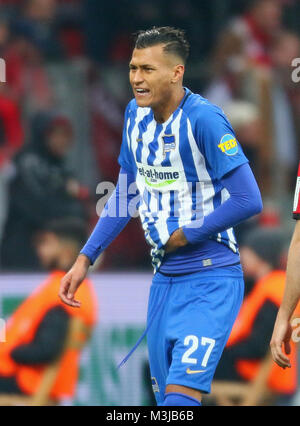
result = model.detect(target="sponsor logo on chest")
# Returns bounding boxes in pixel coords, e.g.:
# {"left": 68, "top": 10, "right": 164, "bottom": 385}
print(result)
{"left": 137, "top": 164, "right": 181, "bottom": 188}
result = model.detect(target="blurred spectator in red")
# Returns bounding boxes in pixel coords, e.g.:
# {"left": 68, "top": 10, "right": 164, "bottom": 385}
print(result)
{"left": 235, "top": 0, "right": 283, "bottom": 66}
{"left": 1, "top": 1, "right": 57, "bottom": 112}
{"left": 206, "top": 0, "right": 284, "bottom": 107}
{"left": 0, "top": 94, "right": 23, "bottom": 168}
{"left": 0, "top": 86, "right": 24, "bottom": 247}
{"left": 3, "top": 37, "right": 53, "bottom": 112}
{"left": 238, "top": 29, "right": 300, "bottom": 198}
{"left": 269, "top": 31, "right": 300, "bottom": 195}
{"left": 0, "top": 16, "right": 9, "bottom": 55}
{"left": 88, "top": 68, "right": 124, "bottom": 183}
{"left": 222, "top": 100, "right": 273, "bottom": 240}
{"left": 57, "top": 0, "right": 85, "bottom": 60}
{"left": 258, "top": 201, "right": 281, "bottom": 228}
{"left": 223, "top": 100, "right": 261, "bottom": 179}
{"left": 0, "top": 112, "right": 89, "bottom": 271}
{"left": 206, "top": 1, "right": 299, "bottom": 197}
{"left": 0, "top": 15, "right": 24, "bottom": 246}
{"left": 11, "top": 0, "right": 64, "bottom": 61}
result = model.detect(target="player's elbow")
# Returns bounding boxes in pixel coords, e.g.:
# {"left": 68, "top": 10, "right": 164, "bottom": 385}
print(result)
{"left": 249, "top": 193, "right": 263, "bottom": 217}
{"left": 239, "top": 191, "right": 263, "bottom": 220}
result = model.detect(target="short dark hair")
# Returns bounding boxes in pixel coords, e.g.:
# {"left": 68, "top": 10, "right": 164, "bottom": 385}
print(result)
{"left": 43, "top": 218, "right": 88, "bottom": 247}
{"left": 134, "top": 27, "right": 190, "bottom": 64}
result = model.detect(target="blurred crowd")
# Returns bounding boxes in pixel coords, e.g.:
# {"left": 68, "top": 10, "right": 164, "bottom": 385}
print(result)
{"left": 0, "top": 0, "right": 299, "bottom": 271}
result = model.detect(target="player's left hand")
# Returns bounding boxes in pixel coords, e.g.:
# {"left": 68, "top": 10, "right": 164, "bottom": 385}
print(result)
{"left": 270, "top": 312, "right": 292, "bottom": 369}
{"left": 165, "top": 228, "right": 188, "bottom": 253}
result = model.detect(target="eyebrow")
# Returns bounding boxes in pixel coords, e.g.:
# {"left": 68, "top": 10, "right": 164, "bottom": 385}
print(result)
{"left": 129, "top": 63, "right": 156, "bottom": 68}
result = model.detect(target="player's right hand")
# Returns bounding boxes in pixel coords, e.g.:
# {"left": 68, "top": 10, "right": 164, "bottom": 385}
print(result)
{"left": 59, "top": 254, "right": 91, "bottom": 308}
{"left": 270, "top": 312, "right": 292, "bottom": 369}
{"left": 165, "top": 228, "right": 188, "bottom": 253}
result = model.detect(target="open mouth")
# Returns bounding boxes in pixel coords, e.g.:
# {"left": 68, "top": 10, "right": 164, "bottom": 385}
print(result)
{"left": 135, "top": 88, "right": 150, "bottom": 97}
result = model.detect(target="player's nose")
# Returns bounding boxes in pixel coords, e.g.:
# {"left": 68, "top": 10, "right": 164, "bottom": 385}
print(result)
{"left": 132, "top": 69, "right": 144, "bottom": 84}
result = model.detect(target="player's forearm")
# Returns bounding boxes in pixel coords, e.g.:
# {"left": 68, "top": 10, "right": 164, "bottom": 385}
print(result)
{"left": 278, "top": 224, "right": 300, "bottom": 320}
{"left": 80, "top": 167, "right": 139, "bottom": 264}
{"left": 182, "top": 163, "right": 262, "bottom": 244}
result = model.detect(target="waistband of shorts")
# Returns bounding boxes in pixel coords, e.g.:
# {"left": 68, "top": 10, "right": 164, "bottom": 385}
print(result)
{"left": 153, "top": 262, "right": 243, "bottom": 283}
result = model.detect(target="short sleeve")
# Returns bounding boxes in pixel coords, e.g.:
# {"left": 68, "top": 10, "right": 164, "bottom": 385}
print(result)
{"left": 293, "top": 163, "right": 300, "bottom": 220}
{"left": 196, "top": 106, "right": 249, "bottom": 180}
{"left": 118, "top": 103, "right": 134, "bottom": 173}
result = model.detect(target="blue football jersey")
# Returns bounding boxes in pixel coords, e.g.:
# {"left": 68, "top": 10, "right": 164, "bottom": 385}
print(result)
{"left": 118, "top": 88, "right": 248, "bottom": 271}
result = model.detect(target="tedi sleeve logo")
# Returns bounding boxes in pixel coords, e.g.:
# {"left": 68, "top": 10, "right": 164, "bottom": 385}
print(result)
{"left": 218, "top": 134, "right": 238, "bottom": 156}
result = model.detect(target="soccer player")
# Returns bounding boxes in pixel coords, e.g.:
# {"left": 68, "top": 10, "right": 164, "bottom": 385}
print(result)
{"left": 271, "top": 162, "right": 300, "bottom": 369}
{"left": 59, "top": 27, "right": 262, "bottom": 406}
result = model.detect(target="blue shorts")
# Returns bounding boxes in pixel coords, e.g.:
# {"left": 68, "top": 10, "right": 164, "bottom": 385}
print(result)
{"left": 147, "top": 265, "right": 244, "bottom": 405}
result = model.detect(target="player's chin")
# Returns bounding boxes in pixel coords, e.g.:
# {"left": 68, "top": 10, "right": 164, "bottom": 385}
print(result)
{"left": 134, "top": 95, "right": 153, "bottom": 108}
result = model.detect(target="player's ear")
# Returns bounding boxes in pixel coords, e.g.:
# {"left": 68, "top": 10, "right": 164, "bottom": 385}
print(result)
{"left": 171, "top": 64, "right": 184, "bottom": 84}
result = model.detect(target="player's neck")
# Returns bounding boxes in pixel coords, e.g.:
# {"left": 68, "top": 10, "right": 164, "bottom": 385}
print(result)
{"left": 153, "top": 86, "right": 185, "bottom": 124}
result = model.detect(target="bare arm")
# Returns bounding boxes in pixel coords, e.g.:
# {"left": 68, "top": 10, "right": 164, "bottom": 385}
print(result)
{"left": 59, "top": 254, "right": 91, "bottom": 307}
{"left": 278, "top": 220, "right": 300, "bottom": 320}
{"left": 59, "top": 167, "right": 136, "bottom": 307}
{"left": 270, "top": 220, "right": 300, "bottom": 368}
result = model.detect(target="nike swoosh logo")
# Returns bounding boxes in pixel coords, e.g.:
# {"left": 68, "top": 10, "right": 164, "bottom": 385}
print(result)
{"left": 186, "top": 368, "right": 206, "bottom": 374}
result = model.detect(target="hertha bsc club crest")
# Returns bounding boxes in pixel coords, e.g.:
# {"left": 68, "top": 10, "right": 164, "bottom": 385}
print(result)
{"left": 162, "top": 134, "right": 176, "bottom": 158}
